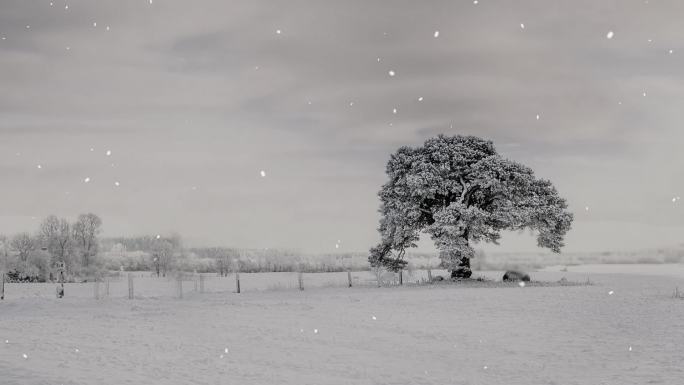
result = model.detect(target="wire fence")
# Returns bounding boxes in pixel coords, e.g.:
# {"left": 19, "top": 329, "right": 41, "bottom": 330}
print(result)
{"left": 0, "top": 269, "right": 452, "bottom": 300}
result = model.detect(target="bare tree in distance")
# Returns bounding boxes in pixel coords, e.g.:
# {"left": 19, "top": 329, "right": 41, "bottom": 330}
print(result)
{"left": 72, "top": 213, "right": 102, "bottom": 268}
{"left": 11, "top": 233, "right": 37, "bottom": 273}
{"left": 40, "top": 215, "right": 72, "bottom": 270}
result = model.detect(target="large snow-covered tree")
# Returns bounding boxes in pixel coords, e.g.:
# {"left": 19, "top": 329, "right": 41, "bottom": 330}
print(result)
{"left": 369, "top": 135, "right": 573, "bottom": 278}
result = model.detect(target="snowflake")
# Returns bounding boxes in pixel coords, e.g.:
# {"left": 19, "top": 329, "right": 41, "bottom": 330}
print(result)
{"left": 473, "top": 0, "right": 478, "bottom": 4}
{"left": 628, "top": 346, "right": 632, "bottom": 352}
{"left": 114, "top": 182, "right": 120, "bottom": 187}
{"left": 349, "top": 101, "right": 354, "bottom": 106}
{"left": 520, "top": 23, "right": 525, "bottom": 29}
{"left": 372, "top": 315, "right": 377, "bottom": 320}
{"left": 22, "top": 354, "right": 28, "bottom": 359}
{"left": 585, "top": 206, "right": 589, "bottom": 211}
{"left": 156, "top": 235, "right": 161, "bottom": 239}
{"left": 93, "top": 22, "right": 97, "bottom": 27}
{"left": 106, "top": 150, "right": 112, "bottom": 156}
{"left": 642, "top": 91, "right": 647, "bottom": 97}
{"left": 606, "top": 31, "right": 614, "bottom": 39}
{"left": 669, "top": 49, "right": 674, "bottom": 54}
{"left": 392, "top": 108, "right": 397, "bottom": 114}
{"left": 314, "top": 329, "right": 318, "bottom": 334}
{"left": 26, "top": 25, "right": 30, "bottom": 29}
{"left": 536, "top": 114, "right": 540, "bottom": 120}
{"left": 388, "top": 70, "right": 395, "bottom": 77}
{"left": 106, "top": 26, "right": 110, "bottom": 31}
{"left": 84, "top": 177, "right": 91, "bottom": 183}
{"left": 433, "top": 30, "right": 439, "bottom": 38}
{"left": 608, "top": 290, "right": 614, "bottom": 295}
{"left": 335, "top": 244, "right": 339, "bottom": 249}
{"left": 418, "top": 96, "right": 423, "bottom": 101}
{"left": 276, "top": 29, "right": 282, "bottom": 35}
{"left": 260, "top": 170, "right": 266, "bottom": 177}
{"left": 224, "top": 347, "right": 229, "bottom": 353}
{"left": 518, "top": 281, "right": 525, "bottom": 287}
{"left": 37, "top": 164, "right": 42, "bottom": 169}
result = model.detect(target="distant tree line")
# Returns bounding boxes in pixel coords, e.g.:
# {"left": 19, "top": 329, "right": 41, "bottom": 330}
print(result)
{"left": 0, "top": 213, "right": 103, "bottom": 282}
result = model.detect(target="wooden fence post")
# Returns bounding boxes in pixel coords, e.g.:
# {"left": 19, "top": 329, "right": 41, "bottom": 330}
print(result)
{"left": 200, "top": 274, "right": 205, "bottom": 293}
{"left": 427, "top": 269, "right": 432, "bottom": 284}
{"left": 94, "top": 280, "right": 100, "bottom": 300}
{"left": 347, "top": 271, "right": 352, "bottom": 288}
{"left": 194, "top": 275, "right": 198, "bottom": 292}
{"left": 127, "top": 273, "right": 134, "bottom": 299}
{"left": 177, "top": 276, "right": 183, "bottom": 299}
{"left": 1, "top": 272, "right": 4, "bottom": 300}
{"left": 399, "top": 270, "right": 403, "bottom": 286}
{"left": 105, "top": 279, "right": 110, "bottom": 297}
{"left": 298, "top": 272, "right": 304, "bottom": 291}
{"left": 235, "top": 271, "right": 241, "bottom": 294}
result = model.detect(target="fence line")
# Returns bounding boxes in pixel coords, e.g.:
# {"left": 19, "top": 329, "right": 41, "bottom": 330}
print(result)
{"left": 1, "top": 269, "right": 446, "bottom": 300}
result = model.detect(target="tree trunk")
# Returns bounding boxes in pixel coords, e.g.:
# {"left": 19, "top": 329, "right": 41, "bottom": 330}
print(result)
{"left": 450, "top": 255, "right": 472, "bottom": 279}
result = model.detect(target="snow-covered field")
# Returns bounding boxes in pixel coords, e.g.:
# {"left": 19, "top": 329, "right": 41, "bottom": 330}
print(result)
{"left": 2, "top": 267, "right": 684, "bottom": 384}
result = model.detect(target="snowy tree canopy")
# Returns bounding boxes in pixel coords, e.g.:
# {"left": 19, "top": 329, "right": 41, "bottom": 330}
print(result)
{"left": 369, "top": 135, "right": 573, "bottom": 277}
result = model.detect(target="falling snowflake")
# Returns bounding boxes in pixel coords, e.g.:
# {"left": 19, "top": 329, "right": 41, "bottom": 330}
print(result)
{"left": 314, "top": 329, "right": 318, "bottom": 334}
{"left": 388, "top": 70, "right": 395, "bottom": 77}
{"left": 536, "top": 114, "right": 540, "bottom": 120}
{"left": 335, "top": 244, "right": 339, "bottom": 249}
{"left": 418, "top": 96, "right": 423, "bottom": 101}
{"left": 22, "top": 354, "right": 28, "bottom": 359}
{"left": 520, "top": 23, "right": 525, "bottom": 29}
{"left": 260, "top": 170, "right": 266, "bottom": 177}
{"left": 433, "top": 30, "right": 440, "bottom": 38}
{"left": 585, "top": 206, "right": 590, "bottom": 211}
{"left": 65, "top": 4, "right": 69, "bottom": 10}
{"left": 93, "top": 22, "right": 97, "bottom": 27}
{"left": 65, "top": 46, "right": 70, "bottom": 51}
{"left": 628, "top": 346, "right": 633, "bottom": 352}
{"left": 608, "top": 290, "right": 614, "bottom": 295}
{"left": 518, "top": 281, "right": 525, "bottom": 287}
{"left": 156, "top": 234, "right": 161, "bottom": 239}
{"left": 114, "top": 182, "right": 120, "bottom": 187}
{"left": 642, "top": 91, "right": 647, "bottom": 97}
{"left": 276, "top": 29, "right": 282, "bottom": 35}
{"left": 483, "top": 365, "right": 487, "bottom": 370}
{"left": 669, "top": 49, "right": 674, "bottom": 54}
{"left": 4, "top": 340, "right": 8, "bottom": 344}
{"left": 606, "top": 31, "right": 614, "bottom": 39}
{"left": 392, "top": 108, "right": 397, "bottom": 114}
{"left": 473, "top": 0, "right": 478, "bottom": 4}
{"left": 106, "top": 26, "right": 110, "bottom": 31}
{"left": 224, "top": 347, "right": 229, "bottom": 353}
{"left": 84, "top": 177, "right": 91, "bottom": 183}
{"left": 26, "top": 25, "right": 30, "bottom": 29}
{"left": 106, "top": 150, "right": 112, "bottom": 156}
{"left": 36, "top": 164, "right": 42, "bottom": 169}
{"left": 74, "top": 348, "right": 79, "bottom": 353}
{"left": 349, "top": 101, "right": 354, "bottom": 106}
{"left": 219, "top": 354, "right": 224, "bottom": 359}
{"left": 372, "top": 315, "right": 377, "bottom": 320}
{"left": 376, "top": 57, "right": 381, "bottom": 63}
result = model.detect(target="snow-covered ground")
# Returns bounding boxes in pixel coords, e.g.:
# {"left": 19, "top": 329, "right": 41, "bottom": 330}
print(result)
{"left": 2, "top": 267, "right": 684, "bottom": 384}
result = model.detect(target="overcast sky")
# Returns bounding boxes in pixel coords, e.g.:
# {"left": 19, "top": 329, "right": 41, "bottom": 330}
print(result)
{"left": 1, "top": 0, "right": 683, "bottom": 253}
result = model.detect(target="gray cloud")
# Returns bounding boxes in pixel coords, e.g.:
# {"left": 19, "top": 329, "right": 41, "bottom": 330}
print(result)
{"left": 1, "top": 0, "right": 683, "bottom": 252}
